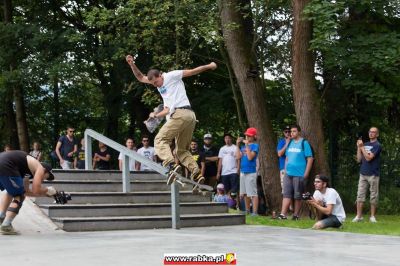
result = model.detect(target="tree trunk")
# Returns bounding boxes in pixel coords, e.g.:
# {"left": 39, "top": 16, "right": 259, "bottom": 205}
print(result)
{"left": 4, "top": 0, "right": 29, "bottom": 151}
{"left": 291, "top": 0, "right": 330, "bottom": 179}
{"left": 219, "top": 0, "right": 281, "bottom": 212}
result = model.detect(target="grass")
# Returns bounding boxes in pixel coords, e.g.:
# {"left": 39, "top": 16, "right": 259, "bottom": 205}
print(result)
{"left": 230, "top": 209, "right": 400, "bottom": 236}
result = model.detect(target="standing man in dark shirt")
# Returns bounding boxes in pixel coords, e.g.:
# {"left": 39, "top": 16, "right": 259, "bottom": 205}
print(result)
{"left": 0, "top": 150, "right": 57, "bottom": 235}
{"left": 186, "top": 140, "right": 205, "bottom": 178}
{"left": 353, "top": 127, "right": 382, "bottom": 223}
{"left": 55, "top": 126, "right": 78, "bottom": 169}
{"left": 93, "top": 142, "right": 111, "bottom": 170}
{"left": 201, "top": 134, "right": 219, "bottom": 188}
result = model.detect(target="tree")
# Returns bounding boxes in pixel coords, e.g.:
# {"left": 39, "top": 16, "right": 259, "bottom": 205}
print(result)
{"left": 291, "top": 0, "right": 329, "bottom": 178}
{"left": 219, "top": 0, "right": 281, "bottom": 212}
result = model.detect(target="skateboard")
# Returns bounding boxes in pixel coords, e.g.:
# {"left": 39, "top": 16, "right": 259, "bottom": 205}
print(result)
{"left": 167, "top": 166, "right": 213, "bottom": 195}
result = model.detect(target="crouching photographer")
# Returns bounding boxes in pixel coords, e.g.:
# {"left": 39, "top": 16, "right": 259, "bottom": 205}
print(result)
{"left": 306, "top": 175, "right": 346, "bottom": 229}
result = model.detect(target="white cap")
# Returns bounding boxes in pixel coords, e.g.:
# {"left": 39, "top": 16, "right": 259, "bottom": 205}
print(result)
{"left": 204, "top": 133, "right": 212, "bottom": 139}
{"left": 217, "top": 183, "right": 224, "bottom": 190}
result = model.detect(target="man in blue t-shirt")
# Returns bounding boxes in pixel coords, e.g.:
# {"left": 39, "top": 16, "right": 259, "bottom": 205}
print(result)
{"left": 278, "top": 125, "right": 314, "bottom": 220}
{"left": 236, "top": 127, "right": 259, "bottom": 216}
{"left": 352, "top": 127, "right": 382, "bottom": 223}
{"left": 276, "top": 125, "right": 291, "bottom": 193}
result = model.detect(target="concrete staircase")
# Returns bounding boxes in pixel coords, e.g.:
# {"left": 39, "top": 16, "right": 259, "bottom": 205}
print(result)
{"left": 33, "top": 170, "right": 245, "bottom": 232}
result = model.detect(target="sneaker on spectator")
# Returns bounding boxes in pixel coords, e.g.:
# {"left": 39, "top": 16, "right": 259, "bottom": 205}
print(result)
{"left": 352, "top": 216, "right": 363, "bottom": 222}
{"left": 250, "top": 213, "right": 259, "bottom": 217}
{"left": 369, "top": 216, "right": 377, "bottom": 223}
{"left": 278, "top": 214, "right": 287, "bottom": 220}
{"left": 292, "top": 215, "right": 300, "bottom": 221}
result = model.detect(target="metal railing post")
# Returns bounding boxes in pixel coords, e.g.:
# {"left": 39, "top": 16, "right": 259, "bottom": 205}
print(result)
{"left": 171, "top": 182, "right": 181, "bottom": 229}
{"left": 84, "top": 134, "right": 93, "bottom": 170}
{"left": 122, "top": 155, "right": 131, "bottom": 193}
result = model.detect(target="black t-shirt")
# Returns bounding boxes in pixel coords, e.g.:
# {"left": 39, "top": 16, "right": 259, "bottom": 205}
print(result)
{"left": 360, "top": 141, "right": 382, "bottom": 176}
{"left": 95, "top": 149, "right": 110, "bottom": 170}
{"left": 76, "top": 148, "right": 85, "bottom": 169}
{"left": 190, "top": 150, "right": 205, "bottom": 168}
{"left": 59, "top": 135, "right": 77, "bottom": 162}
{"left": 201, "top": 146, "right": 219, "bottom": 177}
{"left": 0, "top": 150, "right": 33, "bottom": 177}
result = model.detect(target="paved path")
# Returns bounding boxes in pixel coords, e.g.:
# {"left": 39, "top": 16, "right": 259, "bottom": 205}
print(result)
{"left": 1, "top": 224, "right": 399, "bottom": 266}
{"left": 1, "top": 194, "right": 399, "bottom": 265}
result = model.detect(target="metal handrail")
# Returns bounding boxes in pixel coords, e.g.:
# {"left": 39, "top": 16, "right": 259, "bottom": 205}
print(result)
{"left": 84, "top": 128, "right": 181, "bottom": 229}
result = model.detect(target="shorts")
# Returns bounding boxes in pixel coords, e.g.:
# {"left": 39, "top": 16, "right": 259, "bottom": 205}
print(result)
{"left": 320, "top": 215, "right": 342, "bottom": 229}
{"left": 221, "top": 173, "right": 239, "bottom": 193}
{"left": 0, "top": 176, "right": 25, "bottom": 196}
{"left": 240, "top": 172, "right": 257, "bottom": 197}
{"left": 356, "top": 174, "right": 379, "bottom": 204}
{"left": 282, "top": 175, "right": 304, "bottom": 200}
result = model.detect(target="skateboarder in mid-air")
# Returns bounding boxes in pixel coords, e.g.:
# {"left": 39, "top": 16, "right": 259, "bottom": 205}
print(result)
{"left": 0, "top": 150, "right": 59, "bottom": 235}
{"left": 126, "top": 54, "right": 217, "bottom": 188}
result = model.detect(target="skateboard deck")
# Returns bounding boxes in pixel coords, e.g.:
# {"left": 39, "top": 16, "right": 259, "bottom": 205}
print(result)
{"left": 167, "top": 167, "right": 213, "bottom": 192}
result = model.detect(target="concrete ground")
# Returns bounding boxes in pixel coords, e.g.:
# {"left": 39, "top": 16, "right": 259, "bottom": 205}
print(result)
{"left": 1, "top": 195, "right": 399, "bottom": 266}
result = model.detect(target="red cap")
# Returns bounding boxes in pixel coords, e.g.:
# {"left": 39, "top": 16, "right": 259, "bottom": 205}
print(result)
{"left": 244, "top": 127, "right": 257, "bottom": 137}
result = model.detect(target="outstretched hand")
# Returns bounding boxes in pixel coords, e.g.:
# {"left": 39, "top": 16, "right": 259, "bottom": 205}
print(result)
{"left": 126, "top": 55, "right": 135, "bottom": 65}
{"left": 209, "top": 62, "right": 217, "bottom": 70}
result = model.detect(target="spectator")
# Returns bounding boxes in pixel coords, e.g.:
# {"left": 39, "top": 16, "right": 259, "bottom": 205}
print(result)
{"left": 29, "top": 142, "right": 43, "bottom": 161}
{"left": 74, "top": 138, "right": 86, "bottom": 169}
{"left": 118, "top": 138, "right": 136, "bottom": 171}
{"left": 307, "top": 175, "right": 346, "bottom": 229}
{"left": 201, "top": 133, "right": 219, "bottom": 188}
{"left": 185, "top": 140, "right": 205, "bottom": 178}
{"left": 217, "top": 133, "right": 239, "bottom": 195}
{"left": 213, "top": 183, "right": 229, "bottom": 203}
{"left": 55, "top": 126, "right": 78, "bottom": 169}
{"left": 236, "top": 127, "right": 259, "bottom": 216}
{"left": 278, "top": 124, "right": 314, "bottom": 220}
{"left": 353, "top": 127, "right": 382, "bottom": 223}
{"left": 277, "top": 125, "right": 291, "bottom": 192}
{"left": 136, "top": 136, "right": 156, "bottom": 171}
{"left": 3, "top": 144, "right": 11, "bottom": 152}
{"left": 93, "top": 141, "right": 111, "bottom": 170}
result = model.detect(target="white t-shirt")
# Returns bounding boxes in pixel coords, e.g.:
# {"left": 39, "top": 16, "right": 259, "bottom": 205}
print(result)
{"left": 218, "top": 144, "right": 238, "bottom": 175}
{"left": 137, "top": 146, "right": 156, "bottom": 171}
{"left": 118, "top": 152, "right": 136, "bottom": 171}
{"left": 313, "top": 188, "right": 346, "bottom": 223}
{"left": 157, "top": 70, "right": 191, "bottom": 117}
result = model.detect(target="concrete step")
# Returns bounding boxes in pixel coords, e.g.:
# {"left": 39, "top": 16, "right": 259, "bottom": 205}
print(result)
{"left": 52, "top": 170, "right": 164, "bottom": 181}
{"left": 51, "top": 213, "right": 246, "bottom": 231}
{"left": 43, "top": 180, "right": 193, "bottom": 192}
{"left": 32, "top": 191, "right": 210, "bottom": 204}
{"left": 40, "top": 202, "right": 227, "bottom": 217}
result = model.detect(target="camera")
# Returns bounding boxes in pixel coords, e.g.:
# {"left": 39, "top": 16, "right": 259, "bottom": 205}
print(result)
{"left": 54, "top": 191, "right": 72, "bottom": 205}
{"left": 301, "top": 192, "right": 312, "bottom": 200}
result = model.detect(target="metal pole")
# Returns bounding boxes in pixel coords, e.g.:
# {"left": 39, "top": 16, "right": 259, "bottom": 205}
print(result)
{"left": 85, "top": 135, "right": 93, "bottom": 170}
{"left": 122, "top": 155, "right": 131, "bottom": 193}
{"left": 171, "top": 182, "right": 181, "bottom": 229}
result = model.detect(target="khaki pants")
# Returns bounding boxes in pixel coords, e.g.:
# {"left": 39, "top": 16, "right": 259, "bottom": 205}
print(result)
{"left": 356, "top": 174, "right": 380, "bottom": 205}
{"left": 155, "top": 109, "right": 199, "bottom": 174}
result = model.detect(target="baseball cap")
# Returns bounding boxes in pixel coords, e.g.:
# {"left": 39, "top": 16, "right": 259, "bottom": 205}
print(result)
{"left": 204, "top": 133, "right": 212, "bottom": 139}
{"left": 315, "top": 175, "right": 329, "bottom": 186}
{"left": 217, "top": 183, "right": 225, "bottom": 190}
{"left": 244, "top": 127, "right": 257, "bottom": 137}
{"left": 41, "top": 162, "right": 55, "bottom": 181}
{"left": 283, "top": 125, "right": 290, "bottom": 131}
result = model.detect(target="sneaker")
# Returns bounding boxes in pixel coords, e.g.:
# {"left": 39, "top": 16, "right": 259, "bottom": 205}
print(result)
{"left": 166, "top": 164, "right": 181, "bottom": 185}
{"left": 191, "top": 172, "right": 205, "bottom": 183}
{"left": 277, "top": 214, "right": 287, "bottom": 220}
{"left": 369, "top": 216, "right": 377, "bottom": 223}
{"left": 250, "top": 213, "right": 259, "bottom": 217}
{"left": 352, "top": 216, "right": 363, "bottom": 222}
{"left": 0, "top": 224, "right": 19, "bottom": 235}
{"left": 292, "top": 215, "right": 300, "bottom": 221}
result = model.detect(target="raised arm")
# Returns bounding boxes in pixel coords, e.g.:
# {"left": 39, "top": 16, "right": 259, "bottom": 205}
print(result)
{"left": 126, "top": 55, "right": 152, "bottom": 84}
{"left": 182, "top": 62, "right": 217, "bottom": 78}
